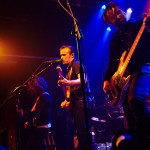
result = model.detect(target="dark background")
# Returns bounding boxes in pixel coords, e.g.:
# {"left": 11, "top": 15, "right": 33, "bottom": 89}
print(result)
{"left": 0, "top": 0, "right": 149, "bottom": 149}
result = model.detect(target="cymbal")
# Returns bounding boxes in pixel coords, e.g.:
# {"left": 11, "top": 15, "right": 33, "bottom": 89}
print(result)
{"left": 116, "top": 116, "right": 124, "bottom": 119}
{"left": 112, "top": 111, "right": 123, "bottom": 114}
{"left": 91, "top": 117, "right": 106, "bottom": 123}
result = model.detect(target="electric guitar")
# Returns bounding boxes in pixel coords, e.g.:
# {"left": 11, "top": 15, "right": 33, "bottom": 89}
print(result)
{"left": 56, "top": 65, "right": 70, "bottom": 108}
{"left": 107, "top": 10, "right": 150, "bottom": 107}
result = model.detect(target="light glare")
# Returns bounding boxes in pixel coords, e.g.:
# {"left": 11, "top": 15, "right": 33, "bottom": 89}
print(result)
{"left": 107, "top": 27, "right": 111, "bottom": 31}
{"left": 102, "top": 5, "right": 106, "bottom": 10}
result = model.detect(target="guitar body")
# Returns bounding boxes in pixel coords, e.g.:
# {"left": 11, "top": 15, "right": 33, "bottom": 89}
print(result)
{"left": 56, "top": 65, "right": 70, "bottom": 108}
{"left": 109, "top": 74, "right": 130, "bottom": 107}
{"left": 108, "top": 51, "right": 131, "bottom": 107}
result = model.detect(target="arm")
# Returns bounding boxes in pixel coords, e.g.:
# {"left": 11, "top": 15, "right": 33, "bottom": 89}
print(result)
{"left": 58, "top": 73, "right": 81, "bottom": 87}
{"left": 104, "top": 40, "right": 119, "bottom": 82}
{"left": 58, "top": 61, "right": 87, "bottom": 87}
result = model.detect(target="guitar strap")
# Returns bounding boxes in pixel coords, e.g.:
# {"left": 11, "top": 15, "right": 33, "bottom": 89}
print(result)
{"left": 66, "top": 67, "right": 72, "bottom": 99}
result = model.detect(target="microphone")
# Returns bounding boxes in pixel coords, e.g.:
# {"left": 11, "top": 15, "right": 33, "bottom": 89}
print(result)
{"left": 44, "top": 59, "right": 62, "bottom": 63}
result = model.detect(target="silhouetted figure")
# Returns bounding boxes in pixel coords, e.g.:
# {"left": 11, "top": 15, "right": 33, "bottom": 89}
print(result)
{"left": 103, "top": 1, "right": 150, "bottom": 149}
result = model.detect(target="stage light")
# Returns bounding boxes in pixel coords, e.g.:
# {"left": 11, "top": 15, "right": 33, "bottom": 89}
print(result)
{"left": 98, "top": 4, "right": 106, "bottom": 19}
{"left": 107, "top": 27, "right": 111, "bottom": 31}
{"left": 101, "top": 5, "right": 106, "bottom": 10}
{"left": 126, "top": 8, "right": 133, "bottom": 21}
{"left": 127, "top": 8, "right": 132, "bottom": 13}
{"left": 102, "top": 27, "right": 111, "bottom": 42}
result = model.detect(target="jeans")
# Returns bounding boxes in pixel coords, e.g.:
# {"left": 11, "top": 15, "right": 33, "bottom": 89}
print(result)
{"left": 123, "top": 64, "right": 150, "bottom": 129}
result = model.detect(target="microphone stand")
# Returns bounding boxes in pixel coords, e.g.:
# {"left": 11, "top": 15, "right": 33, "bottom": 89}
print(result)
{"left": 22, "top": 60, "right": 55, "bottom": 86}
{"left": 67, "top": 1, "right": 92, "bottom": 149}
{"left": 2, "top": 60, "right": 55, "bottom": 106}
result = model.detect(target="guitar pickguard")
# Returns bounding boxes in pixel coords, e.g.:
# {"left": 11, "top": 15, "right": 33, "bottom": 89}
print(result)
{"left": 109, "top": 74, "right": 130, "bottom": 107}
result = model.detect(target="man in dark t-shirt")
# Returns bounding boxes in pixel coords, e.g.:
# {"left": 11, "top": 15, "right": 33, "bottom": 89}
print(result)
{"left": 58, "top": 45, "right": 96, "bottom": 150}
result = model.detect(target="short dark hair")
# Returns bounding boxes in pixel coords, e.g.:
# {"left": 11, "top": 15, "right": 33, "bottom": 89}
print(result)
{"left": 59, "top": 45, "right": 75, "bottom": 54}
{"left": 103, "top": 1, "right": 119, "bottom": 24}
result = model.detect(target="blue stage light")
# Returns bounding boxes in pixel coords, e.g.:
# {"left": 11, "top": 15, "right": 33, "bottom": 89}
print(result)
{"left": 102, "top": 5, "right": 106, "bottom": 10}
{"left": 127, "top": 8, "right": 132, "bottom": 13}
{"left": 107, "top": 27, "right": 111, "bottom": 31}
{"left": 126, "top": 8, "right": 133, "bottom": 21}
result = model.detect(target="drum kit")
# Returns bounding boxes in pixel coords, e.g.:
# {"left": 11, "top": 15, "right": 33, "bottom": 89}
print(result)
{"left": 91, "top": 104, "right": 126, "bottom": 149}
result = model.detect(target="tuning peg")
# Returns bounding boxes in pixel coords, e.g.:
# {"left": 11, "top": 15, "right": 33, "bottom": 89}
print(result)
{"left": 143, "top": 13, "right": 147, "bottom": 17}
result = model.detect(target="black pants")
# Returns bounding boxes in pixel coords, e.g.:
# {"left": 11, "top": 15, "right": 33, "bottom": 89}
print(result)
{"left": 70, "top": 99, "right": 97, "bottom": 150}
{"left": 123, "top": 71, "right": 150, "bottom": 129}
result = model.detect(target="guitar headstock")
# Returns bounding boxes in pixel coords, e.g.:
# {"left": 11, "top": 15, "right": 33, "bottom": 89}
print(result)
{"left": 56, "top": 65, "right": 62, "bottom": 77}
{"left": 143, "top": 9, "right": 150, "bottom": 24}
{"left": 56, "top": 65, "right": 62, "bottom": 71}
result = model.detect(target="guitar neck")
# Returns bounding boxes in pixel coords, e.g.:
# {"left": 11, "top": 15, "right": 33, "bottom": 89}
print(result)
{"left": 59, "top": 74, "right": 67, "bottom": 98}
{"left": 119, "top": 20, "right": 146, "bottom": 76}
{"left": 56, "top": 66, "right": 67, "bottom": 98}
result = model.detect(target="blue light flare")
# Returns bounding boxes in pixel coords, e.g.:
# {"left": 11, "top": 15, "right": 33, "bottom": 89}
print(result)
{"left": 98, "top": 4, "right": 106, "bottom": 19}
{"left": 103, "top": 27, "right": 111, "bottom": 42}
{"left": 101, "top": 5, "right": 106, "bottom": 10}
{"left": 127, "top": 8, "right": 133, "bottom": 13}
{"left": 107, "top": 27, "right": 111, "bottom": 31}
{"left": 126, "top": 8, "right": 133, "bottom": 21}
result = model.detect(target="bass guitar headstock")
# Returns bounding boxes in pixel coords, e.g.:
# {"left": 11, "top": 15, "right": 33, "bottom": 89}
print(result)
{"left": 143, "top": 9, "right": 150, "bottom": 25}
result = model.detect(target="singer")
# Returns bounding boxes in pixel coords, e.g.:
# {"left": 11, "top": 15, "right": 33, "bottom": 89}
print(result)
{"left": 58, "top": 45, "right": 97, "bottom": 150}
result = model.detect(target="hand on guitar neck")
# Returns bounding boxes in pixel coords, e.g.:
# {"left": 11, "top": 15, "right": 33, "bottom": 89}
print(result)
{"left": 56, "top": 65, "right": 70, "bottom": 108}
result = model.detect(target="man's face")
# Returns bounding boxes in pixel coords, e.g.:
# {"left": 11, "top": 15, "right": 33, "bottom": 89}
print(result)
{"left": 107, "top": 6, "right": 126, "bottom": 28}
{"left": 60, "top": 48, "right": 74, "bottom": 65}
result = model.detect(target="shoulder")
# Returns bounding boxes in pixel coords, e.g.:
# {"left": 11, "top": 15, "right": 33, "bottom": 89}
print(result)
{"left": 40, "top": 92, "right": 52, "bottom": 102}
{"left": 72, "top": 60, "right": 80, "bottom": 66}
{"left": 72, "top": 60, "right": 80, "bottom": 75}
{"left": 131, "top": 18, "right": 143, "bottom": 29}
{"left": 135, "top": 18, "right": 143, "bottom": 24}
{"left": 126, "top": 18, "right": 143, "bottom": 30}
{"left": 72, "top": 60, "right": 80, "bottom": 69}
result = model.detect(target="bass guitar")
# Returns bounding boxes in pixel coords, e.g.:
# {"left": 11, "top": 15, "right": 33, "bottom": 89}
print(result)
{"left": 107, "top": 10, "right": 150, "bottom": 107}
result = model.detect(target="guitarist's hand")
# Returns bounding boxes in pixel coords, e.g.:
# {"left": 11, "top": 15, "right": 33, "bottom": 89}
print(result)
{"left": 58, "top": 77, "right": 70, "bottom": 86}
{"left": 24, "top": 121, "right": 29, "bottom": 129}
{"left": 103, "top": 80, "right": 113, "bottom": 94}
{"left": 58, "top": 75, "right": 65, "bottom": 86}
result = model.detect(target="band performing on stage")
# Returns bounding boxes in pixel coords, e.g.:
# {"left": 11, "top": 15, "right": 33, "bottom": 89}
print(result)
{"left": 0, "top": 1, "right": 150, "bottom": 150}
